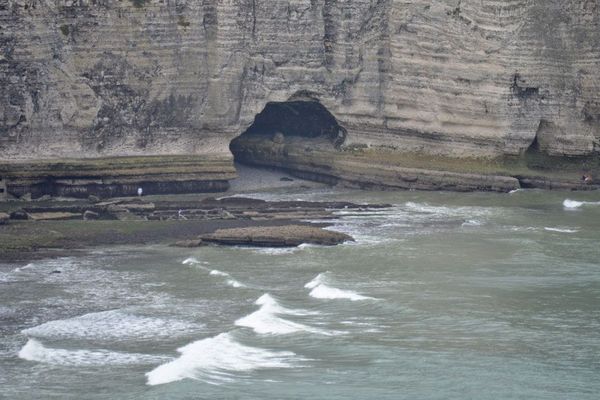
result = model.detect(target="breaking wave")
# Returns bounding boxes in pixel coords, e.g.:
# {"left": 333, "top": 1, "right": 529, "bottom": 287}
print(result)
{"left": 563, "top": 199, "right": 600, "bottom": 209}
{"left": 146, "top": 332, "right": 301, "bottom": 386}
{"left": 182, "top": 257, "right": 208, "bottom": 266}
{"left": 235, "top": 294, "right": 326, "bottom": 335}
{"left": 208, "top": 269, "right": 247, "bottom": 288}
{"left": 305, "top": 273, "right": 376, "bottom": 301}
{"left": 226, "top": 279, "right": 246, "bottom": 288}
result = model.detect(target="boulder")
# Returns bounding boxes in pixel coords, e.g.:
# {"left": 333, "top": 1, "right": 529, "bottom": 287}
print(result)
{"left": 199, "top": 225, "right": 353, "bottom": 247}
{"left": 83, "top": 210, "right": 100, "bottom": 220}
{"left": 9, "top": 210, "right": 28, "bottom": 220}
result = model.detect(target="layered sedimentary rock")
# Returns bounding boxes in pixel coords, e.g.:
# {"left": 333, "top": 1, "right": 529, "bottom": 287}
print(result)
{"left": 1, "top": 0, "right": 599, "bottom": 195}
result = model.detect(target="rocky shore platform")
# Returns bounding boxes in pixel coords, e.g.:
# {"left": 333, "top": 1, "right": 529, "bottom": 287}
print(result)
{"left": 0, "top": 196, "right": 386, "bottom": 261}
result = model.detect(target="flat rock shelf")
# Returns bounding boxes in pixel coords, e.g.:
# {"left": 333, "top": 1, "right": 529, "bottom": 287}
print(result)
{"left": 198, "top": 225, "right": 354, "bottom": 247}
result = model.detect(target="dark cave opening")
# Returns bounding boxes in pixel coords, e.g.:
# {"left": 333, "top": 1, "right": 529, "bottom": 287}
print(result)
{"left": 230, "top": 100, "right": 346, "bottom": 164}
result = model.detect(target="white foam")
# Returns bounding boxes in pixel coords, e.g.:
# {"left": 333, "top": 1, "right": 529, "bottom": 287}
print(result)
{"left": 19, "top": 339, "right": 166, "bottom": 367}
{"left": 146, "top": 332, "right": 300, "bottom": 386}
{"left": 226, "top": 279, "right": 247, "bottom": 288}
{"left": 252, "top": 247, "right": 299, "bottom": 255}
{"left": 22, "top": 310, "right": 200, "bottom": 341}
{"left": 462, "top": 219, "right": 484, "bottom": 227}
{"left": 208, "top": 270, "right": 247, "bottom": 288}
{"left": 404, "top": 202, "right": 493, "bottom": 220}
{"left": 182, "top": 257, "right": 207, "bottom": 265}
{"left": 544, "top": 227, "right": 579, "bottom": 233}
{"left": 563, "top": 199, "right": 600, "bottom": 209}
{"left": 13, "top": 263, "right": 36, "bottom": 272}
{"left": 0, "top": 271, "right": 16, "bottom": 283}
{"left": 305, "top": 273, "right": 376, "bottom": 301}
{"left": 209, "top": 270, "right": 229, "bottom": 277}
{"left": 235, "top": 294, "right": 325, "bottom": 335}
{"left": 563, "top": 199, "right": 584, "bottom": 209}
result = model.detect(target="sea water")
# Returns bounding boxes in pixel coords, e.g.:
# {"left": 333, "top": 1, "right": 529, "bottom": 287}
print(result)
{"left": 1, "top": 189, "right": 599, "bottom": 399}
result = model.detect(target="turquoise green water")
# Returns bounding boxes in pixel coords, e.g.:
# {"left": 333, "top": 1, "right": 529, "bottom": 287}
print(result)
{"left": 1, "top": 189, "right": 599, "bottom": 399}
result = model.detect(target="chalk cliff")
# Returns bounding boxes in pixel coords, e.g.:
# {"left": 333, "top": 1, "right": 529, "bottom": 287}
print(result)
{"left": 1, "top": 0, "right": 599, "bottom": 196}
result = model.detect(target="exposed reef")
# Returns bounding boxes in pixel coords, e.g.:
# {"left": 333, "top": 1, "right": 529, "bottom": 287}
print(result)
{"left": 1, "top": 1, "right": 600, "bottom": 195}
{"left": 0, "top": 196, "right": 386, "bottom": 260}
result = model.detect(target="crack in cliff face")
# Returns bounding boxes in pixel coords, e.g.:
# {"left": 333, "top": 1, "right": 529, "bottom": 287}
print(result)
{"left": 251, "top": 0, "right": 256, "bottom": 38}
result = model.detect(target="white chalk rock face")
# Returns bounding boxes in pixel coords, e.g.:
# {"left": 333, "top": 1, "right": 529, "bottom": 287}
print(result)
{"left": 0, "top": 0, "right": 599, "bottom": 160}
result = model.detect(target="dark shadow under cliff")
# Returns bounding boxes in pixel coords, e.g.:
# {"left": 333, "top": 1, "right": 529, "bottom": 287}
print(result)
{"left": 230, "top": 100, "right": 346, "bottom": 162}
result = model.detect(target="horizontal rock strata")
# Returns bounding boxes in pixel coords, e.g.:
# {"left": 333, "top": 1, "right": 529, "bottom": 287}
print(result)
{"left": 1, "top": 1, "right": 599, "bottom": 194}
{"left": 0, "top": 155, "right": 236, "bottom": 199}
{"left": 231, "top": 133, "right": 600, "bottom": 192}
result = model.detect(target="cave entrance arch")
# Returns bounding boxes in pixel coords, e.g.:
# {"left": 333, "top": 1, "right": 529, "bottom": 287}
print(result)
{"left": 229, "top": 100, "right": 346, "bottom": 170}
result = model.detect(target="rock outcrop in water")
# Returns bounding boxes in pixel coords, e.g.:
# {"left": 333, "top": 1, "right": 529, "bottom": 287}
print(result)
{"left": 1, "top": 1, "right": 599, "bottom": 195}
{"left": 199, "top": 225, "right": 354, "bottom": 247}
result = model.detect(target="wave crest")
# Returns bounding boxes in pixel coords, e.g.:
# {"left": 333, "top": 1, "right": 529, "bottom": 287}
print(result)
{"left": 305, "top": 273, "right": 376, "bottom": 301}
{"left": 146, "top": 333, "right": 301, "bottom": 386}
{"left": 235, "top": 294, "right": 325, "bottom": 335}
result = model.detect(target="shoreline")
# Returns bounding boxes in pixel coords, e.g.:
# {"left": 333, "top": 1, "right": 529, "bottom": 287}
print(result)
{"left": 2, "top": 162, "right": 598, "bottom": 263}
{"left": 0, "top": 178, "right": 384, "bottom": 262}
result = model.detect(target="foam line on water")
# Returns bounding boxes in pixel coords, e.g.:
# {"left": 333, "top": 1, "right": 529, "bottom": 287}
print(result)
{"left": 305, "top": 273, "right": 376, "bottom": 301}
{"left": 235, "top": 294, "right": 328, "bottom": 335}
{"left": 22, "top": 310, "right": 201, "bottom": 341}
{"left": 208, "top": 269, "right": 248, "bottom": 288}
{"left": 227, "top": 279, "right": 247, "bottom": 288}
{"left": 13, "top": 263, "right": 36, "bottom": 272}
{"left": 250, "top": 247, "right": 301, "bottom": 255}
{"left": 182, "top": 257, "right": 208, "bottom": 266}
{"left": 563, "top": 199, "right": 600, "bottom": 209}
{"left": 18, "top": 339, "right": 166, "bottom": 367}
{"left": 462, "top": 219, "right": 484, "bottom": 227}
{"left": 146, "top": 332, "right": 301, "bottom": 386}
{"left": 544, "top": 227, "right": 579, "bottom": 233}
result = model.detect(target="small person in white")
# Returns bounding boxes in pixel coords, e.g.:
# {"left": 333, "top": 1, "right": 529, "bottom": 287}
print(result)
{"left": 137, "top": 187, "right": 143, "bottom": 197}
